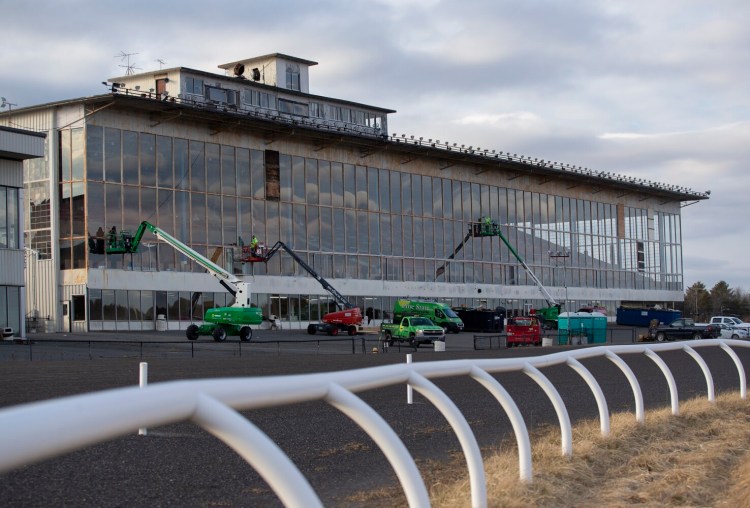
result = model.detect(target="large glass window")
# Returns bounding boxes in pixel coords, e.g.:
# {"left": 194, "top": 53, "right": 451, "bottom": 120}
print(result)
{"left": 86, "top": 125, "right": 104, "bottom": 181}
{"left": 140, "top": 133, "right": 156, "bottom": 187}
{"left": 190, "top": 141, "right": 205, "bottom": 192}
{"left": 206, "top": 143, "right": 221, "bottom": 194}
{"left": 221, "top": 145, "right": 236, "bottom": 196}
{"left": 156, "top": 135, "right": 173, "bottom": 189}
{"left": 104, "top": 128, "right": 121, "bottom": 183}
{"left": 122, "top": 131, "right": 139, "bottom": 185}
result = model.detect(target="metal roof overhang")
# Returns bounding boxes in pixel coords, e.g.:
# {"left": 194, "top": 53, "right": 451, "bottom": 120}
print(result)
{"left": 57, "top": 94, "right": 709, "bottom": 204}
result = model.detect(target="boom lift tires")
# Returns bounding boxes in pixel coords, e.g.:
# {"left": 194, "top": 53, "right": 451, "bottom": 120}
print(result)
{"left": 239, "top": 326, "right": 253, "bottom": 342}
{"left": 212, "top": 326, "right": 228, "bottom": 342}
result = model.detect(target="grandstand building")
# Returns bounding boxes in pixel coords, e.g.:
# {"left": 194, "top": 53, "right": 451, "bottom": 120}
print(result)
{"left": 0, "top": 53, "right": 707, "bottom": 333}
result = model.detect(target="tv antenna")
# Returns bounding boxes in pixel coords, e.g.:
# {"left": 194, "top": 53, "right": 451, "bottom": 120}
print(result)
{"left": 1, "top": 97, "right": 17, "bottom": 111}
{"left": 115, "top": 51, "right": 141, "bottom": 75}
{"left": 155, "top": 58, "right": 166, "bottom": 69}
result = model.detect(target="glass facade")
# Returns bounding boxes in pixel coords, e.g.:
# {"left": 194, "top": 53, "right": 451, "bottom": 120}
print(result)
{"left": 72, "top": 125, "right": 683, "bottom": 327}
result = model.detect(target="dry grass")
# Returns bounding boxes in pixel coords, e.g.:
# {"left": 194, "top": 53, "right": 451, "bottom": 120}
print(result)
{"left": 422, "top": 392, "right": 750, "bottom": 507}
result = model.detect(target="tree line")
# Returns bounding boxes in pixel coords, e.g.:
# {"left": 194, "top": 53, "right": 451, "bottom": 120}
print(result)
{"left": 680, "top": 281, "right": 749, "bottom": 322}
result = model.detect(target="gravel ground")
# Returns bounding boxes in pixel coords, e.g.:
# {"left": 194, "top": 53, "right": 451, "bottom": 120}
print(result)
{"left": 0, "top": 331, "right": 746, "bottom": 507}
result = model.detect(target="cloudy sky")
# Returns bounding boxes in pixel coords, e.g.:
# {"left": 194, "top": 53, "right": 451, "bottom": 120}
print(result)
{"left": 2, "top": 0, "right": 749, "bottom": 291}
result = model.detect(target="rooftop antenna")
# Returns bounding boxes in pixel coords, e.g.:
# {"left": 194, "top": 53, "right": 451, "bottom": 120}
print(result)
{"left": 155, "top": 58, "right": 166, "bottom": 70}
{"left": 1, "top": 97, "right": 17, "bottom": 111}
{"left": 115, "top": 51, "right": 141, "bottom": 75}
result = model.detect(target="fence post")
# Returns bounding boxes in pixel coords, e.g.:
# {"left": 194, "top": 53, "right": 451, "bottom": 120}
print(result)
{"left": 138, "top": 362, "right": 148, "bottom": 436}
{"left": 406, "top": 354, "right": 413, "bottom": 404}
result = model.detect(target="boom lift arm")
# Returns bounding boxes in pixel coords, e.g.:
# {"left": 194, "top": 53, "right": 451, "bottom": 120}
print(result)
{"left": 262, "top": 241, "right": 357, "bottom": 311}
{"left": 437, "top": 219, "right": 562, "bottom": 326}
{"left": 113, "top": 221, "right": 250, "bottom": 305}
{"left": 255, "top": 241, "right": 363, "bottom": 335}
{"left": 475, "top": 222, "right": 559, "bottom": 307}
{"left": 103, "top": 221, "right": 262, "bottom": 341}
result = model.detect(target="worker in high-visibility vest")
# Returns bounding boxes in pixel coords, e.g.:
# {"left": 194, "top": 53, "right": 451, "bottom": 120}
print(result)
{"left": 250, "top": 235, "right": 259, "bottom": 256}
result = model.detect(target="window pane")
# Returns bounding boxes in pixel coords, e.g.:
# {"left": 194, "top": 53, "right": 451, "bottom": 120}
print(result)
{"left": 333, "top": 208, "right": 345, "bottom": 252}
{"left": 207, "top": 194, "right": 222, "bottom": 245}
{"left": 71, "top": 128, "right": 85, "bottom": 181}
{"left": 412, "top": 175, "right": 422, "bottom": 216}
{"left": 292, "top": 156, "right": 305, "bottom": 203}
{"left": 422, "top": 176, "right": 432, "bottom": 217}
{"left": 156, "top": 135, "right": 173, "bottom": 189}
{"left": 140, "top": 133, "right": 156, "bottom": 187}
{"left": 345, "top": 209, "right": 356, "bottom": 253}
{"left": 221, "top": 145, "right": 236, "bottom": 195}
{"left": 306, "top": 158, "right": 319, "bottom": 204}
{"left": 86, "top": 125, "right": 104, "bottom": 181}
{"left": 318, "top": 160, "right": 331, "bottom": 206}
{"left": 401, "top": 174, "right": 411, "bottom": 215}
{"left": 190, "top": 141, "right": 205, "bottom": 192}
{"left": 379, "top": 168, "right": 389, "bottom": 213}
{"left": 331, "top": 162, "right": 343, "bottom": 207}
{"left": 191, "top": 193, "right": 206, "bottom": 244}
{"left": 390, "top": 171, "right": 401, "bottom": 214}
{"left": 355, "top": 166, "right": 368, "bottom": 210}
{"left": 343, "top": 164, "right": 355, "bottom": 209}
{"left": 307, "top": 205, "right": 320, "bottom": 251}
{"left": 104, "top": 128, "right": 121, "bottom": 183}
{"left": 206, "top": 143, "right": 221, "bottom": 194}
{"left": 279, "top": 154, "right": 291, "bottom": 202}
{"left": 320, "top": 207, "right": 332, "bottom": 252}
{"left": 174, "top": 138, "right": 189, "bottom": 191}
{"left": 122, "top": 130, "right": 139, "bottom": 185}
{"left": 238, "top": 148, "right": 252, "bottom": 198}
{"left": 367, "top": 167, "right": 379, "bottom": 212}
{"left": 250, "top": 149, "right": 264, "bottom": 199}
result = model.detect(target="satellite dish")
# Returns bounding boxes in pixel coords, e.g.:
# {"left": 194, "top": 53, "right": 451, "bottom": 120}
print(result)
{"left": 233, "top": 63, "right": 245, "bottom": 78}
{"left": 251, "top": 67, "right": 261, "bottom": 81}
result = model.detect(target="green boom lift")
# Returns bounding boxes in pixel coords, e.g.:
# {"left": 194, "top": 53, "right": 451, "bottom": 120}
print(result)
{"left": 101, "top": 221, "right": 262, "bottom": 341}
{"left": 436, "top": 218, "right": 562, "bottom": 328}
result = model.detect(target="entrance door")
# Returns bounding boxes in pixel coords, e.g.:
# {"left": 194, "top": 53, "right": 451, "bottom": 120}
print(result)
{"left": 62, "top": 301, "right": 71, "bottom": 333}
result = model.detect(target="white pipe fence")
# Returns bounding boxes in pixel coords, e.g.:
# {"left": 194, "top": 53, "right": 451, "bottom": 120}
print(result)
{"left": 0, "top": 339, "right": 747, "bottom": 508}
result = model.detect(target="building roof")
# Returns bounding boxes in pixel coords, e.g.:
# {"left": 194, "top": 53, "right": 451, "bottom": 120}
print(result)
{"left": 218, "top": 53, "right": 319, "bottom": 70}
{"left": 0, "top": 125, "right": 46, "bottom": 160}
{"left": 0, "top": 91, "right": 708, "bottom": 204}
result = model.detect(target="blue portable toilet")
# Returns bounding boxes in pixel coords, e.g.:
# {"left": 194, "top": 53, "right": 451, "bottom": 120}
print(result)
{"left": 558, "top": 312, "right": 607, "bottom": 345}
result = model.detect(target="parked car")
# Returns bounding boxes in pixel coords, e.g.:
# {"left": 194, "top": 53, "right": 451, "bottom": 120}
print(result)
{"left": 716, "top": 323, "right": 750, "bottom": 340}
{"left": 506, "top": 316, "right": 543, "bottom": 347}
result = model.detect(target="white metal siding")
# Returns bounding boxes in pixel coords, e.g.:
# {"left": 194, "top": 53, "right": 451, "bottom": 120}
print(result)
{"left": 0, "top": 160, "right": 24, "bottom": 187}
{"left": 25, "top": 258, "right": 57, "bottom": 324}
{"left": 0, "top": 250, "right": 24, "bottom": 286}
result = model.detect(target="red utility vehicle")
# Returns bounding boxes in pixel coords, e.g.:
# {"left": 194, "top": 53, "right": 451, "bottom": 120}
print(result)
{"left": 506, "top": 316, "right": 543, "bottom": 347}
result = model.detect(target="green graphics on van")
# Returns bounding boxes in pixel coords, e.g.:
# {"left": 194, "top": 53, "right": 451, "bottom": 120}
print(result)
{"left": 393, "top": 300, "right": 464, "bottom": 333}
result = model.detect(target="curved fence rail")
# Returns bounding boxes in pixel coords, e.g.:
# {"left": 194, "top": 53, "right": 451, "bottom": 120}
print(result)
{"left": 0, "top": 339, "right": 747, "bottom": 508}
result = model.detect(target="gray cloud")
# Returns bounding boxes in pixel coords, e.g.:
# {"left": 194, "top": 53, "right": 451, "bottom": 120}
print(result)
{"left": 2, "top": 0, "right": 748, "bottom": 289}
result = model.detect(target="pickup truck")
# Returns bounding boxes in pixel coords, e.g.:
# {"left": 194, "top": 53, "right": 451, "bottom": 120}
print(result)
{"left": 709, "top": 316, "right": 750, "bottom": 331}
{"left": 650, "top": 318, "right": 721, "bottom": 342}
{"left": 380, "top": 316, "right": 446, "bottom": 348}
